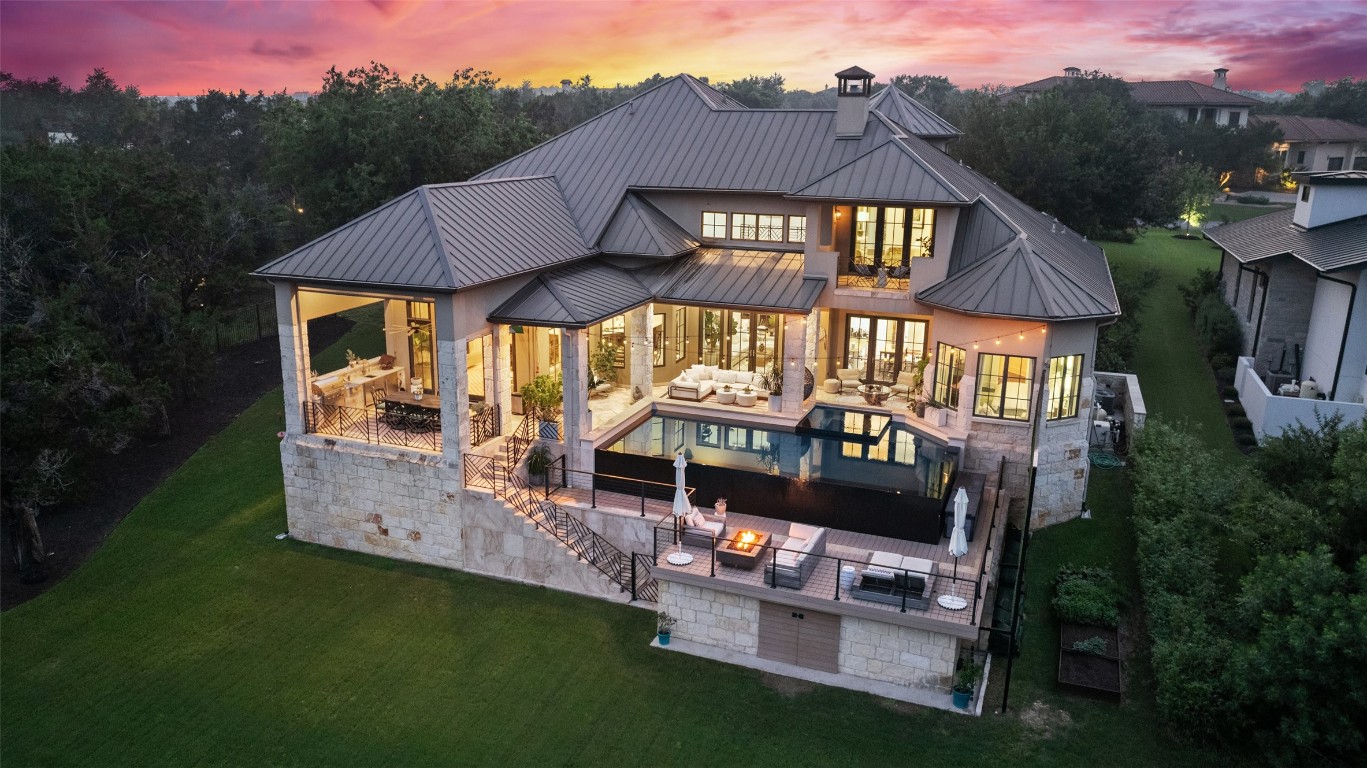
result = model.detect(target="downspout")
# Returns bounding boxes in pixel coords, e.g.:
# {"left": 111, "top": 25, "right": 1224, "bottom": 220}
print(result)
{"left": 1317, "top": 272, "right": 1358, "bottom": 401}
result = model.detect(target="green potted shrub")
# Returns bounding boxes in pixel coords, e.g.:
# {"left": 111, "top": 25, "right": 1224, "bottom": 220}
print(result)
{"left": 527, "top": 445, "right": 552, "bottom": 486}
{"left": 765, "top": 360, "right": 784, "bottom": 412}
{"left": 520, "top": 374, "right": 563, "bottom": 439}
{"left": 952, "top": 660, "right": 982, "bottom": 709}
{"left": 908, "top": 353, "right": 931, "bottom": 417}
{"left": 656, "top": 611, "right": 677, "bottom": 646}
{"left": 589, "top": 342, "right": 618, "bottom": 393}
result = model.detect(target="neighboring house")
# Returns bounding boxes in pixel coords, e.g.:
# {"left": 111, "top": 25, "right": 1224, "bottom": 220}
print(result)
{"left": 255, "top": 67, "right": 1136, "bottom": 704}
{"left": 1253, "top": 115, "right": 1367, "bottom": 173}
{"left": 1207, "top": 171, "right": 1367, "bottom": 438}
{"left": 1012, "top": 66, "right": 1263, "bottom": 126}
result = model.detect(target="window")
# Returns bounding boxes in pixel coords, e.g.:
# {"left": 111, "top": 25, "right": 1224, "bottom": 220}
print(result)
{"left": 674, "top": 307, "right": 686, "bottom": 361}
{"left": 1296, "top": 150, "right": 1306, "bottom": 165}
{"left": 1201, "top": 107, "right": 1217, "bottom": 122}
{"left": 787, "top": 215, "right": 807, "bottom": 243}
{"left": 702, "top": 211, "right": 727, "bottom": 239}
{"left": 1301, "top": 185, "right": 1311, "bottom": 202}
{"left": 851, "top": 206, "right": 936, "bottom": 268}
{"left": 731, "top": 213, "right": 758, "bottom": 240}
{"left": 652, "top": 313, "right": 665, "bottom": 367}
{"left": 974, "top": 354, "right": 1033, "bottom": 421}
{"left": 1187, "top": 107, "right": 1198, "bottom": 123}
{"left": 407, "top": 301, "right": 436, "bottom": 393}
{"left": 757, "top": 214, "right": 785, "bottom": 242}
{"left": 1046, "top": 354, "right": 1084, "bottom": 420}
{"left": 600, "top": 315, "right": 626, "bottom": 368}
{"left": 932, "top": 343, "right": 966, "bottom": 408}
{"left": 843, "top": 315, "right": 928, "bottom": 384}
{"left": 1327, "top": 156, "right": 1345, "bottom": 171}
{"left": 1228, "top": 111, "right": 1241, "bottom": 127}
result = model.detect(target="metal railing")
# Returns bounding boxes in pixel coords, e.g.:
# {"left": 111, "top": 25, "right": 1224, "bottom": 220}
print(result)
{"left": 542, "top": 462, "right": 695, "bottom": 517}
{"left": 505, "top": 408, "right": 539, "bottom": 467}
{"left": 632, "top": 553, "right": 658, "bottom": 602}
{"left": 303, "top": 401, "right": 440, "bottom": 452}
{"left": 651, "top": 520, "right": 981, "bottom": 619}
{"left": 470, "top": 403, "right": 501, "bottom": 447}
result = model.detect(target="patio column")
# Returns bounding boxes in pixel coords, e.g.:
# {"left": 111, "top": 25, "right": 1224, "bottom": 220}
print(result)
{"left": 274, "top": 282, "right": 310, "bottom": 435}
{"left": 435, "top": 297, "right": 469, "bottom": 463}
{"left": 956, "top": 374, "right": 975, "bottom": 432}
{"left": 481, "top": 333, "right": 496, "bottom": 414}
{"left": 493, "top": 324, "right": 514, "bottom": 433}
{"left": 628, "top": 304, "right": 653, "bottom": 402}
{"left": 560, "top": 327, "right": 594, "bottom": 479}
{"left": 804, "top": 309, "right": 820, "bottom": 380}
{"left": 781, "top": 313, "right": 807, "bottom": 415}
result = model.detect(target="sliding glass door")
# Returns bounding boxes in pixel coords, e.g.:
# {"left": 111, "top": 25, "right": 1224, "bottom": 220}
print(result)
{"left": 699, "top": 310, "right": 780, "bottom": 371}
{"left": 843, "top": 314, "right": 928, "bottom": 385}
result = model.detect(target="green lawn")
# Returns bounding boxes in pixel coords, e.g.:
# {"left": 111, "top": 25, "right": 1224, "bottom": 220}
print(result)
{"left": 2, "top": 234, "right": 1237, "bottom": 767}
{"left": 1209, "top": 202, "right": 1291, "bottom": 225}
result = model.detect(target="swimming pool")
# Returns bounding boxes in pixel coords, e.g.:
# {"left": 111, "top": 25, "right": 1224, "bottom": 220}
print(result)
{"left": 597, "top": 406, "right": 958, "bottom": 543}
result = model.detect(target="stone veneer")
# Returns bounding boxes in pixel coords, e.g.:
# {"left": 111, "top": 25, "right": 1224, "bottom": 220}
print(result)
{"left": 282, "top": 435, "right": 627, "bottom": 603}
{"left": 657, "top": 580, "right": 960, "bottom": 692}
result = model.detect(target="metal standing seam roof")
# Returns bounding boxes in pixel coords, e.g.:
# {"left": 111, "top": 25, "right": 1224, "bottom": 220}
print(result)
{"left": 787, "top": 140, "right": 968, "bottom": 204}
{"left": 868, "top": 86, "right": 962, "bottom": 138}
{"left": 488, "top": 260, "right": 654, "bottom": 327}
{"left": 1252, "top": 115, "right": 1367, "bottom": 143}
{"left": 253, "top": 176, "right": 594, "bottom": 291}
{"left": 597, "top": 192, "right": 699, "bottom": 257}
{"left": 1205, "top": 208, "right": 1367, "bottom": 272}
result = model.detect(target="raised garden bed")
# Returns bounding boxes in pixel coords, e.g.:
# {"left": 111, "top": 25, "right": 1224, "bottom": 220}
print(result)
{"left": 1058, "top": 622, "right": 1122, "bottom": 695}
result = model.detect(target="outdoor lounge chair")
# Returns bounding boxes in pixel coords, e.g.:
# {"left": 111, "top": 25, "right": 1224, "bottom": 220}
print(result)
{"left": 835, "top": 368, "right": 863, "bottom": 392}
{"left": 763, "top": 523, "right": 827, "bottom": 589}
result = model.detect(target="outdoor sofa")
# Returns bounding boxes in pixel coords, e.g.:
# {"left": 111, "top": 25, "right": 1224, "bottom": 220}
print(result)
{"left": 850, "top": 551, "right": 936, "bottom": 610}
{"left": 668, "top": 364, "right": 771, "bottom": 401}
{"left": 679, "top": 508, "right": 726, "bottom": 547}
{"left": 763, "top": 523, "right": 827, "bottom": 589}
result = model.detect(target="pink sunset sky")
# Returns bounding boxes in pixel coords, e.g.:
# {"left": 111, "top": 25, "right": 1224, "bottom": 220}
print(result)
{"left": 2, "top": 0, "right": 1365, "bottom": 96}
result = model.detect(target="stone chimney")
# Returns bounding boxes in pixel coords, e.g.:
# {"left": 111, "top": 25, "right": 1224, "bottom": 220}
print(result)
{"left": 1213, "top": 68, "right": 1229, "bottom": 91}
{"left": 1064, "top": 67, "right": 1081, "bottom": 78}
{"left": 560, "top": 79, "right": 573, "bottom": 93}
{"left": 835, "top": 66, "right": 874, "bottom": 138}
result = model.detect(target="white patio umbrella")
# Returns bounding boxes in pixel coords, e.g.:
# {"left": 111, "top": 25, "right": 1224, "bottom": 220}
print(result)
{"left": 940, "top": 487, "right": 970, "bottom": 610}
{"left": 666, "top": 452, "right": 695, "bottom": 566}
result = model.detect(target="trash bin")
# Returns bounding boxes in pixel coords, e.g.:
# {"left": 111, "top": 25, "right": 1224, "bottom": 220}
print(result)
{"left": 840, "top": 565, "right": 857, "bottom": 592}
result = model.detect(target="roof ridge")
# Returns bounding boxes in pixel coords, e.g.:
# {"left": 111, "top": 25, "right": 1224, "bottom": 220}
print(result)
{"left": 889, "top": 137, "right": 968, "bottom": 201}
{"left": 253, "top": 188, "right": 423, "bottom": 275}
{"left": 423, "top": 175, "right": 555, "bottom": 190}
{"left": 537, "top": 270, "right": 583, "bottom": 322}
{"left": 415, "top": 187, "right": 458, "bottom": 290}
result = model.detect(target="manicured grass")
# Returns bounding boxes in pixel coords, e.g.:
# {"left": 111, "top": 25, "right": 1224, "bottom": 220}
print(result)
{"left": 1209, "top": 202, "right": 1291, "bottom": 224}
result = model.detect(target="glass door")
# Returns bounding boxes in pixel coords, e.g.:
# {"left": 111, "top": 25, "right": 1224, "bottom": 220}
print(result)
{"left": 845, "top": 316, "right": 870, "bottom": 375}
{"left": 407, "top": 301, "right": 436, "bottom": 393}
{"left": 873, "top": 318, "right": 899, "bottom": 383}
{"left": 700, "top": 310, "right": 722, "bottom": 366}
{"left": 728, "top": 311, "right": 753, "bottom": 371}
{"left": 845, "top": 314, "right": 929, "bottom": 384}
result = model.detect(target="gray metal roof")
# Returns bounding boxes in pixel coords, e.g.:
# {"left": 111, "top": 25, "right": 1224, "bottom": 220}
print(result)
{"left": 788, "top": 140, "right": 968, "bottom": 204}
{"left": 475, "top": 75, "right": 892, "bottom": 244}
{"left": 597, "top": 192, "right": 699, "bottom": 257}
{"left": 488, "top": 260, "right": 653, "bottom": 327}
{"left": 1205, "top": 209, "right": 1367, "bottom": 272}
{"left": 869, "top": 86, "right": 962, "bottom": 138}
{"left": 254, "top": 176, "right": 594, "bottom": 291}
{"left": 643, "top": 247, "right": 825, "bottom": 313}
{"left": 949, "top": 199, "right": 1018, "bottom": 274}
{"left": 917, "top": 235, "right": 1117, "bottom": 320}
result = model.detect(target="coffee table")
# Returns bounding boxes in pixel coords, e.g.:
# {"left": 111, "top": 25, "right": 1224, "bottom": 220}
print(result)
{"left": 716, "top": 389, "right": 736, "bottom": 404}
{"left": 858, "top": 384, "right": 890, "bottom": 406}
{"left": 735, "top": 391, "right": 757, "bottom": 407}
{"left": 715, "top": 530, "right": 771, "bottom": 568}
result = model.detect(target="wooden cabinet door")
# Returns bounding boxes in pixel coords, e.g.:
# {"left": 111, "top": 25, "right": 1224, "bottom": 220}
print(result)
{"left": 757, "top": 602, "right": 840, "bottom": 673}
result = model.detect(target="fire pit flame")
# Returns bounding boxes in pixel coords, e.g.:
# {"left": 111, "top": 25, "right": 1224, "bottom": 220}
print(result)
{"left": 733, "top": 530, "right": 759, "bottom": 552}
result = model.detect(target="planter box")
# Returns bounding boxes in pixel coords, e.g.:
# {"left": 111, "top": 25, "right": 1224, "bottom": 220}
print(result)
{"left": 1057, "top": 622, "right": 1121, "bottom": 695}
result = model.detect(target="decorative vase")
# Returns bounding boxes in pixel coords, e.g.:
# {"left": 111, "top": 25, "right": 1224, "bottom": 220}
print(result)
{"left": 768, "top": 396, "right": 782, "bottom": 412}
{"left": 714, "top": 500, "right": 726, "bottom": 516}
{"left": 658, "top": 632, "right": 671, "bottom": 646}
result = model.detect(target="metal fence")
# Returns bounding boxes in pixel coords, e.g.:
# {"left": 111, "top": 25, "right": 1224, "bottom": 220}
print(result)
{"left": 303, "top": 402, "right": 440, "bottom": 452}
{"left": 207, "top": 300, "right": 274, "bottom": 351}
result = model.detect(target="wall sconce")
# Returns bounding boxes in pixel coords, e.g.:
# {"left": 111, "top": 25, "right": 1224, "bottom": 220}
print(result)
{"left": 834, "top": 210, "right": 843, "bottom": 220}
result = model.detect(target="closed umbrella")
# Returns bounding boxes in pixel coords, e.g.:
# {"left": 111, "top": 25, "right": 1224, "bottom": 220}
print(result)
{"left": 667, "top": 452, "right": 694, "bottom": 565}
{"left": 940, "top": 487, "right": 970, "bottom": 610}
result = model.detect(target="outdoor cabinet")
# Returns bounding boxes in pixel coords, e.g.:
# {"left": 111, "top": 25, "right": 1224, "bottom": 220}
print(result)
{"left": 756, "top": 601, "right": 839, "bottom": 673}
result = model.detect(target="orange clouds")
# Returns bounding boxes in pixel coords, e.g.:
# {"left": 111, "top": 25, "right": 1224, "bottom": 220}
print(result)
{"left": 1, "top": 0, "right": 1364, "bottom": 95}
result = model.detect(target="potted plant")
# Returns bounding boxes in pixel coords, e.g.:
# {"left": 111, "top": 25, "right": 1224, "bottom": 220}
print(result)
{"left": 952, "top": 660, "right": 982, "bottom": 709}
{"left": 527, "top": 445, "right": 552, "bottom": 486}
{"left": 520, "top": 374, "right": 563, "bottom": 439}
{"left": 656, "top": 611, "right": 677, "bottom": 646}
{"left": 907, "top": 353, "right": 931, "bottom": 417}
{"left": 590, "top": 342, "right": 617, "bottom": 393}
{"left": 765, "top": 360, "right": 784, "bottom": 412}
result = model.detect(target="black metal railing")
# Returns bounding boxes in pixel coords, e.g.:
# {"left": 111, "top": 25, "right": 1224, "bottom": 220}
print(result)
{"left": 463, "top": 453, "right": 508, "bottom": 493}
{"left": 303, "top": 401, "right": 440, "bottom": 452}
{"left": 651, "top": 520, "right": 981, "bottom": 620}
{"left": 471, "top": 404, "right": 501, "bottom": 447}
{"left": 543, "top": 463, "right": 694, "bottom": 517}
{"left": 505, "top": 408, "right": 539, "bottom": 467}
{"left": 632, "top": 552, "right": 658, "bottom": 602}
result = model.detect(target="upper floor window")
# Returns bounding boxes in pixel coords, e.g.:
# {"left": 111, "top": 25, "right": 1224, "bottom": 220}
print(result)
{"left": 974, "top": 353, "right": 1033, "bottom": 421}
{"left": 933, "top": 342, "right": 966, "bottom": 409}
{"left": 787, "top": 215, "right": 807, "bottom": 243}
{"left": 1046, "top": 354, "right": 1084, "bottom": 420}
{"left": 702, "top": 211, "right": 727, "bottom": 239}
{"left": 758, "top": 214, "right": 785, "bottom": 242}
{"left": 1328, "top": 157, "right": 1345, "bottom": 171}
{"left": 852, "top": 206, "right": 935, "bottom": 268}
{"left": 1296, "top": 151, "right": 1307, "bottom": 165}
{"left": 1228, "top": 111, "right": 1242, "bottom": 127}
{"left": 731, "top": 213, "right": 758, "bottom": 240}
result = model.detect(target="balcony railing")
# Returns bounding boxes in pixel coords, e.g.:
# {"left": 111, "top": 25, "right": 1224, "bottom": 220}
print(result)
{"left": 837, "top": 263, "right": 911, "bottom": 291}
{"left": 302, "top": 401, "right": 440, "bottom": 452}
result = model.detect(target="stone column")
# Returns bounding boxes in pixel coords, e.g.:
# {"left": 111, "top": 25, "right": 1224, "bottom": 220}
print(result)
{"left": 559, "top": 328, "right": 594, "bottom": 477}
{"left": 781, "top": 313, "right": 808, "bottom": 415}
{"left": 275, "top": 282, "right": 310, "bottom": 435}
{"left": 804, "top": 309, "right": 820, "bottom": 380}
{"left": 493, "top": 324, "right": 514, "bottom": 433}
{"left": 956, "top": 374, "right": 975, "bottom": 432}
{"left": 434, "top": 298, "right": 468, "bottom": 464}
{"left": 628, "top": 304, "right": 653, "bottom": 402}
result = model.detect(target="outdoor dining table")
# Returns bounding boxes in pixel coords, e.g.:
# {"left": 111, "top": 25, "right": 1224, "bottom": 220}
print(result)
{"left": 382, "top": 393, "right": 442, "bottom": 432}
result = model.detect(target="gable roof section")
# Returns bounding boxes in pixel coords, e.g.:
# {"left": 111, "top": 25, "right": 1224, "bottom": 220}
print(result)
{"left": 1127, "top": 80, "right": 1262, "bottom": 107}
{"left": 1205, "top": 209, "right": 1367, "bottom": 272}
{"left": 475, "top": 75, "right": 892, "bottom": 243}
{"left": 869, "top": 86, "right": 962, "bottom": 138}
{"left": 254, "top": 176, "right": 594, "bottom": 291}
{"left": 949, "top": 199, "right": 1019, "bottom": 274}
{"left": 917, "top": 236, "right": 1117, "bottom": 320}
{"left": 1254, "top": 115, "right": 1367, "bottom": 143}
{"left": 788, "top": 140, "right": 968, "bottom": 204}
{"left": 642, "top": 248, "right": 826, "bottom": 313}
{"left": 1012, "top": 75, "right": 1070, "bottom": 93}
{"left": 597, "top": 192, "right": 699, "bottom": 258}
{"left": 488, "top": 261, "right": 653, "bottom": 327}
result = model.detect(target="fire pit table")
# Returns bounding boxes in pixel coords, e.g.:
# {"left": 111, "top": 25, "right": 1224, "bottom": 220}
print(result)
{"left": 857, "top": 384, "right": 891, "bottom": 407}
{"left": 715, "top": 530, "right": 772, "bottom": 569}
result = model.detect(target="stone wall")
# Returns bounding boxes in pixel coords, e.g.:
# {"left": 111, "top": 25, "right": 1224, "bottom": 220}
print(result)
{"left": 1222, "top": 254, "right": 1317, "bottom": 374}
{"left": 839, "top": 615, "right": 957, "bottom": 691}
{"left": 282, "top": 436, "right": 627, "bottom": 603}
{"left": 657, "top": 581, "right": 759, "bottom": 654}
{"left": 961, "top": 418, "right": 1031, "bottom": 500}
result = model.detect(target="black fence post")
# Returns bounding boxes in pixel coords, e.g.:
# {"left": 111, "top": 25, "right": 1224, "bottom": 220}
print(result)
{"left": 709, "top": 539, "right": 716, "bottom": 577}
{"left": 900, "top": 569, "right": 908, "bottom": 613}
{"left": 639, "top": 481, "right": 646, "bottom": 517}
{"left": 771, "top": 546, "right": 778, "bottom": 588}
{"left": 834, "top": 557, "right": 842, "bottom": 601}
{"left": 630, "top": 556, "right": 637, "bottom": 601}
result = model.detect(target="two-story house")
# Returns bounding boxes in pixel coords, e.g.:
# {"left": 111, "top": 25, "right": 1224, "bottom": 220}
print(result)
{"left": 255, "top": 68, "right": 1132, "bottom": 704}
{"left": 1012, "top": 66, "right": 1263, "bottom": 126}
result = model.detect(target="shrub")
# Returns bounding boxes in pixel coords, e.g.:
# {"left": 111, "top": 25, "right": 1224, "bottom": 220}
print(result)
{"left": 1236, "top": 433, "right": 1259, "bottom": 447}
{"left": 1234, "top": 193, "right": 1270, "bottom": 205}
{"left": 1222, "top": 386, "right": 1238, "bottom": 400}
{"left": 1072, "top": 636, "right": 1110, "bottom": 656}
{"left": 1194, "top": 293, "right": 1244, "bottom": 362}
{"left": 1053, "top": 565, "right": 1121, "bottom": 628}
{"left": 1224, "top": 402, "right": 1245, "bottom": 416}
{"left": 1179, "top": 268, "right": 1222, "bottom": 315}
{"left": 1230, "top": 416, "right": 1252, "bottom": 429}
{"left": 1216, "top": 367, "right": 1235, "bottom": 383}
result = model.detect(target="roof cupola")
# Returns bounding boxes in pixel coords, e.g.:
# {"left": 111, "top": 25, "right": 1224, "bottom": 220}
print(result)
{"left": 835, "top": 65, "right": 874, "bottom": 138}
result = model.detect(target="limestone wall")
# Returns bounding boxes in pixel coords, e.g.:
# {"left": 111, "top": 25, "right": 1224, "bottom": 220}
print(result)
{"left": 839, "top": 615, "right": 957, "bottom": 691}
{"left": 282, "top": 436, "right": 628, "bottom": 603}
{"left": 657, "top": 581, "right": 760, "bottom": 655}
